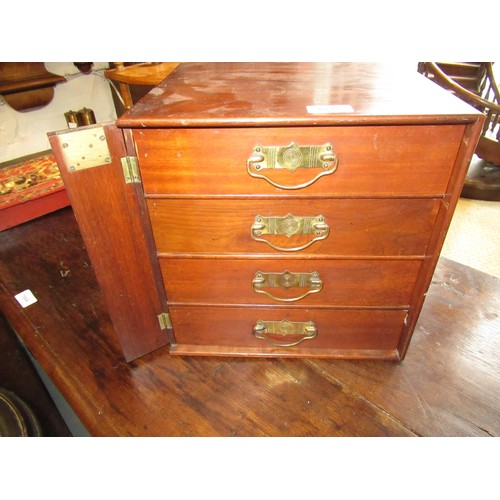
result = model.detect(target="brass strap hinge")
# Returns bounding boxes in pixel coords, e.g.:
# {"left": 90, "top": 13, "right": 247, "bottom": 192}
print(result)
{"left": 121, "top": 156, "right": 141, "bottom": 184}
{"left": 157, "top": 312, "right": 172, "bottom": 330}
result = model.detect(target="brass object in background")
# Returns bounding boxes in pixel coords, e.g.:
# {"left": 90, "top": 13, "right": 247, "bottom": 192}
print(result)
{"left": 64, "top": 110, "right": 83, "bottom": 129}
{"left": 0, "top": 388, "right": 43, "bottom": 436}
{"left": 64, "top": 108, "right": 96, "bottom": 129}
{"left": 78, "top": 107, "right": 96, "bottom": 126}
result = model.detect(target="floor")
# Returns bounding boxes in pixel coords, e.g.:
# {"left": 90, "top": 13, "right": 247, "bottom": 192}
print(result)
{"left": 442, "top": 197, "right": 500, "bottom": 278}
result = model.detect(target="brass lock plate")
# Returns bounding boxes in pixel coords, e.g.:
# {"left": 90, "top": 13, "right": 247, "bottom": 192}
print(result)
{"left": 58, "top": 126, "right": 112, "bottom": 172}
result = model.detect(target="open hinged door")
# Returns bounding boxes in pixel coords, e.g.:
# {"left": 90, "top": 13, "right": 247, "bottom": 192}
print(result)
{"left": 48, "top": 122, "right": 171, "bottom": 361}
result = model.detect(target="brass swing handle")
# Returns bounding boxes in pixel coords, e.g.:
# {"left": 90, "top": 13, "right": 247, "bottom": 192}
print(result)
{"left": 247, "top": 142, "right": 338, "bottom": 190}
{"left": 253, "top": 320, "right": 318, "bottom": 347}
{"left": 251, "top": 214, "right": 330, "bottom": 252}
{"left": 252, "top": 271, "right": 323, "bottom": 302}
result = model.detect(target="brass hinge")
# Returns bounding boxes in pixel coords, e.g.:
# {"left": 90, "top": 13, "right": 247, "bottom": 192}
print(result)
{"left": 121, "top": 156, "right": 141, "bottom": 184}
{"left": 157, "top": 312, "right": 172, "bottom": 330}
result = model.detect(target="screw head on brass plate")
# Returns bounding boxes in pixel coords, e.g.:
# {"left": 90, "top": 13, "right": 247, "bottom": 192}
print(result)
{"left": 58, "top": 126, "right": 112, "bottom": 172}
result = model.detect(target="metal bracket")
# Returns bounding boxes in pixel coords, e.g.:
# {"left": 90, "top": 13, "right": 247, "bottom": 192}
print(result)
{"left": 121, "top": 156, "right": 141, "bottom": 184}
{"left": 58, "top": 126, "right": 112, "bottom": 172}
{"left": 157, "top": 312, "right": 172, "bottom": 330}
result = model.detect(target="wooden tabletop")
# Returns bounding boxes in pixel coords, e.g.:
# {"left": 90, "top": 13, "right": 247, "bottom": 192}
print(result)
{"left": 104, "top": 62, "right": 180, "bottom": 86}
{"left": 0, "top": 207, "right": 498, "bottom": 436}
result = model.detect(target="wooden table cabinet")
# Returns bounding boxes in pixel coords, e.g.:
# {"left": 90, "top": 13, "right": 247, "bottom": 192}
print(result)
{"left": 48, "top": 63, "right": 483, "bottom": 362}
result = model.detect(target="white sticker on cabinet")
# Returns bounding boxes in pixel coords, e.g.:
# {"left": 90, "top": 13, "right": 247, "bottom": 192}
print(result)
{"left": 306, "top": 104, "right": 355, "bottom": 114}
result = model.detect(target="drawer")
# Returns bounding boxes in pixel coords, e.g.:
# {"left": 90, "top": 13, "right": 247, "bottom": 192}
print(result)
{"left": 147, "top": 198, "right": 440, "bottom": 256}
{"left": 169, "top": 306, "right": 406, "bottom": 354}
{"left": 133, "top": 125, "right": 464, "bottom": 196}
{"left": 160, "top": 258, "right": 422, "bottom": 307}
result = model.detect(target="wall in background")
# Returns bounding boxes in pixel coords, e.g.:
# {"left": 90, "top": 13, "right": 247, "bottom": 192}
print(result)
{"left": 0, "top": 63, "right": 117, "bottom": 163}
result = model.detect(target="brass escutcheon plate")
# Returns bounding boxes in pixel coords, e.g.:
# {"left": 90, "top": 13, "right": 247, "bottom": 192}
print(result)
{"left": 252, "top": 271, "right": 323, "bottom": 302}
{"left": 249, "top": 142, "right": 335, "bottom": 172}
{"left": 247, "top": 142, "right": 338, "bottom": 189}
{"left": 251, "top": 214, "right": 329, "bottom": 252}
{"left": 253, "top": 320, "right": 318, "bottom": 347}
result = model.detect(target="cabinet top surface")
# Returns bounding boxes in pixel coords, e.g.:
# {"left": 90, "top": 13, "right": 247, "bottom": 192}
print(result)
{"left": 117, "top": 62, "right": 481, "bottom": 128}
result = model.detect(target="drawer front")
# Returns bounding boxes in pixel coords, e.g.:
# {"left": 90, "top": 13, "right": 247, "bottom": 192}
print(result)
{"left": 160, "top": 258, "right": 422, "bottom": 307}
{"left": 147, "top": 198, "right": 439, "bottom": 256}
{"left": 169, "top": 306, "right": 406, "bottom": 352}
{"left": 134, "top": 125, "right": 464, "bottom": 196}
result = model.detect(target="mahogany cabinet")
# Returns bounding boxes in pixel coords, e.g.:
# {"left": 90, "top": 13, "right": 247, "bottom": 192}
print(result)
{"left": 48, "top": 63, "right": 483, "bottom": 361}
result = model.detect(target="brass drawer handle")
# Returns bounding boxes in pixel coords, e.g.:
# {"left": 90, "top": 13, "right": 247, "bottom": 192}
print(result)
{"left": 247, "top": 142, "right": 338, "bottom": 190}
{"left": 252, "top": 271, "right": 323, "bottom": 302}
{"left": 253, "top": 320, "right": 317, "bottom": 347}
{"left": 251, "top": 214, "right": 329, "bottom": 252}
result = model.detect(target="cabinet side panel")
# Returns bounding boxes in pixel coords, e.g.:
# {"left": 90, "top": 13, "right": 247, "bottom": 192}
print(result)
{"left": 398, "top": 118, "right": 485, "bottom": 358}
{"left": 48, "top": 123, "right": 169, "bottom": 361}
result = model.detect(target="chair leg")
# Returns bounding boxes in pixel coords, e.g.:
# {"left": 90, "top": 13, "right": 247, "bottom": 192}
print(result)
{"left": 118, "top": 82, "right": 133, "bottom": 109}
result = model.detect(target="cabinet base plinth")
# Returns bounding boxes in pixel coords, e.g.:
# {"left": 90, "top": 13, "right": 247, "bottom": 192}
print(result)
{"left": 169, "top": 343, "right": 401, "bottom": 360}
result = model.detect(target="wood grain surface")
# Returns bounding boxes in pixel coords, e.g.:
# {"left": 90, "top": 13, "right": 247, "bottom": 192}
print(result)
{"left": 117, "top": 63, "right": 479, "bottom": 128}
{"left": 147, "top": 198, "right": 440, "bottom": 256}
{"left": 0, "top": 208, "right": 498, "bottom": 436}
{"left": 160, "top": 258, "right": 422, "bottom": 306}
{"left": 168, "top": 305, "right": 406, "bottom": 353}
{"left": 133, "top": 125, "right": 463, "bottom": 196}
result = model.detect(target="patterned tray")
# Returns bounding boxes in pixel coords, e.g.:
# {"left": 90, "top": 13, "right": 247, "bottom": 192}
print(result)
{"left": 0, "top": 152, "right": 65, "bottom": 209}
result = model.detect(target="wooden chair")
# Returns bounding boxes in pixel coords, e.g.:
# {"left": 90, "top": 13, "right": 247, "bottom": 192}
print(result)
{"left": 418, "top": 62, "right": 500, "bottom": 200}
{"left": 104, "top": 62, "right": 180, "bottom": 111}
